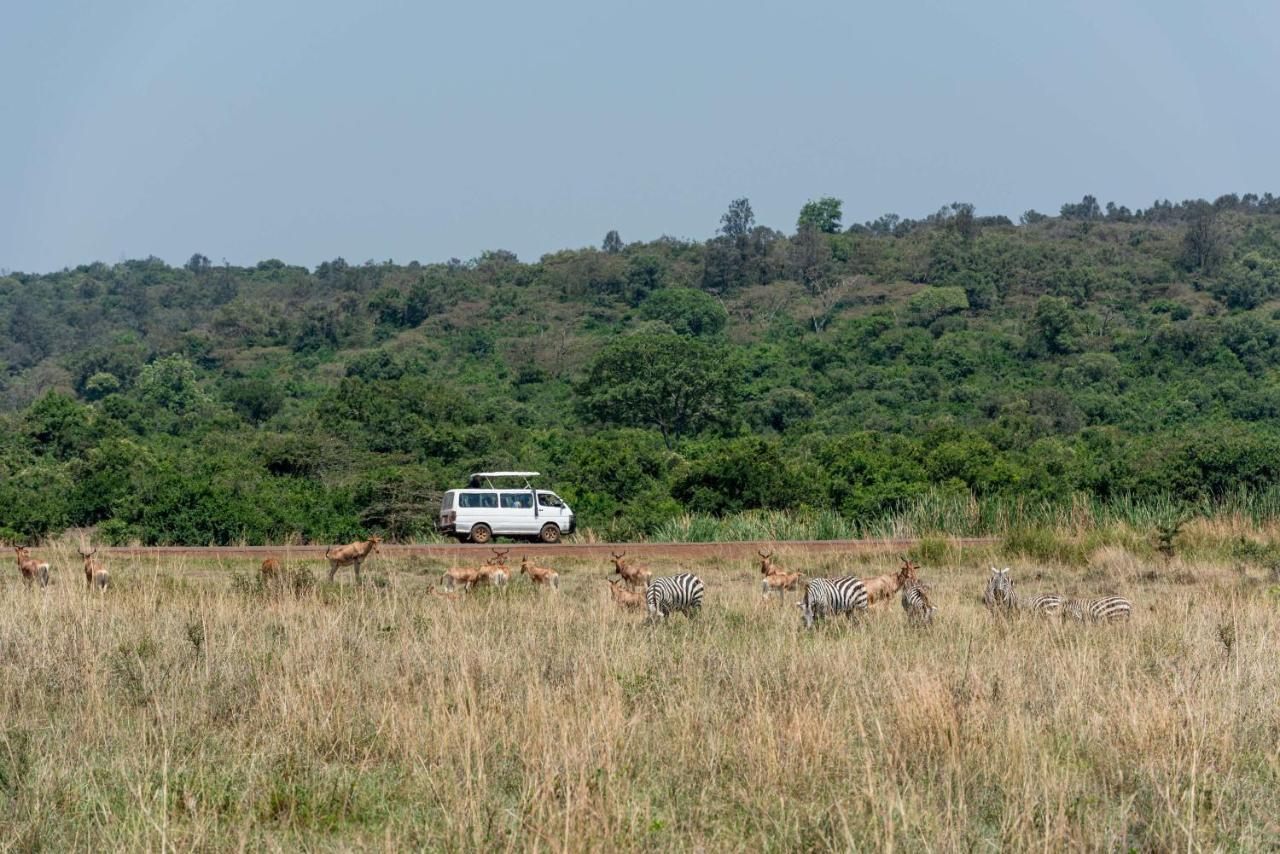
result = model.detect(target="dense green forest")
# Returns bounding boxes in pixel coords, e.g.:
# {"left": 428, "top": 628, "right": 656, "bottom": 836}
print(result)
{"left": 4, "top": 192, "right": 1280, "bottom": 544}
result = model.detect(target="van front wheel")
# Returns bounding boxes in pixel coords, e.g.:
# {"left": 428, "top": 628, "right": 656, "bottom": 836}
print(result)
{"left": 469, "top": 523, "right": 493, "bottom": 544}
{"left": 538, "top": 523, "right": 561, "bottom": 544}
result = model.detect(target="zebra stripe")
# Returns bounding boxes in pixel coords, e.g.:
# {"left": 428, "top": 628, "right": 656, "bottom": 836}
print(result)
{"left": 901, "top": 579, "right": 937, "bottom": 625}
{"left": 984, "top": 567, "right": 1063, "bottom": 617}
{"left": 1062, "top": 596, "right": 1131, "bottom": 623}
{"left": 645, "top": 573, "right": 705, "bottom": 620}
{"left": 800, "top": 577, "right": 868, "bottom": 628}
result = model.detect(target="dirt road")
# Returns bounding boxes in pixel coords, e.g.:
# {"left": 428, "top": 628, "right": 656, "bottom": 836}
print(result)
{"left": 88, "top": 537, "right": 998, "bottom": 562}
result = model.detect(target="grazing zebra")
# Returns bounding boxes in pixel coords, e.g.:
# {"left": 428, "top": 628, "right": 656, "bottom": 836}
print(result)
{"left": 799, "top": 577, "right": 868, "bottom": 628}
{"left": 900, "top": 578, "right": 937, "bottom": 625}
{"left": 1062, "top": 596, "right": 1132, "bottom": 623}
{"left": 984, "top": 567, "right": 1063, "bottom": 617}
{"left": 645, "top": 573, "right": 705, "bottom": 621}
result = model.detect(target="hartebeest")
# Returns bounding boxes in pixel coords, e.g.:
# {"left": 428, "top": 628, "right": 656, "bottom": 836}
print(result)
{"left": 260, "top": 557, "right": 282, "bottom": 583}
{"left": 758, "top": 549, "right": 784, "bottom": 577}
{"left": 605, "top": 578, "right": 644, "bottom": 609}
{"left": 609, "top": 551, "right": 651, "bottom": 587}
{"left": 14, "top": 546, "right": 50, "bottom": 588}
{"left": 761, "top": 569, "right": 804, "bottom": 599}
{"left": 77, "top": 547, "right": 108, "bottom": 591}
{"left": 324, "top": 536, "right": 382, "bottom": 582}
{"left": 520, "top": 555, "right": 559, "bottom": 588}
{"left": 863, "top": 557, "right": 918, "bottom": 607}
{"left": 442, "top": 549, "right": 510, "bottom": 590}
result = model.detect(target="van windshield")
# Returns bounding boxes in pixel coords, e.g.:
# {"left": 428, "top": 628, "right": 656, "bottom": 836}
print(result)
{"left": 500, "top": 492, "right": 533, "bottom": 509}
{"left": 537, "top": 492, "right": 564, "bottom": 508}
{"left": 459, "top": 492, "right": 497, "bottom": 509}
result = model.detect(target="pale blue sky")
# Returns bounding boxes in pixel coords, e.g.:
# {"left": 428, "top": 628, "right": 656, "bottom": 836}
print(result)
{"left": 2, "top": 0, "right": 1277, "bottom": 272}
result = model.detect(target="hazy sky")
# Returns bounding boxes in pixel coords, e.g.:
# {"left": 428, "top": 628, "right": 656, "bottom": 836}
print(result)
{"left": 3, "top": 0, "right": 1277, "bottom": 272}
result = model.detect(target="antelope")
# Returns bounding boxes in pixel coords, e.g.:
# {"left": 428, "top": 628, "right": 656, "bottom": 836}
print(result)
{"left": 77, "top": 547, "right": 108, "bottom": 591}
{"left": 260, "top": 557, "right": 282, "bottom": 583}
{"left": 863, "top": 557, "right": 918, "bottom": 607}
{"left": 443, "top": 549, "right": 510, "bottom": 590}
{"left": 477, "top": 548, "right": 510, "bottom": 586}
{"left": 609, "top": 551, "right": 651, "bottom": 588}
{"left": 761, "top": 569, "right": 804, "bottom": 599}
{"left": 520, "top": 555, "right": 560, "bottom": 588}
{"left": 606, "top": 578, "right": 645, "bottom": 609}
{"left": 324, "top": 536, "right": 382, "bottom": 582}
{"left": 14, "top": 546, "right": 50, "bottom": 588}
{"left": 442, "top": 564, "right": 485, "bottom": 591}
{"left": 758, "top": 549, "right": 783, "bottom": 577}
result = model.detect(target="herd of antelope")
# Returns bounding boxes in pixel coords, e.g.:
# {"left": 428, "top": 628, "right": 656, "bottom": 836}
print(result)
{"left": 5, "top": 543, "right": 110, "bottom": 591}
{"left": 6, "top": 536, "right": 1132, "bottom": 627}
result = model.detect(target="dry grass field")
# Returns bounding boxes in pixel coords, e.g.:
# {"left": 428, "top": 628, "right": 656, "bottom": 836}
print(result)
{"left": 1, "top": 537, "right": 1278, "bottom": 850}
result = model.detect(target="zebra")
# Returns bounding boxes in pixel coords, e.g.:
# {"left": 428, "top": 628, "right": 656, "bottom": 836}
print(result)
{"left": 900, "top": 578, "right": 937, "bottom": 625}
{"left": 799, "top": 577, "right": 868, "bottom": 628}
{"left": 645, "top": 573, "right": 705, "bottom": 621}
{"left": 1061, "top": 596, "right": 1131, "bottom": 623}
{"left": 984, "top": 567, "right": 1063, "bottom": 617}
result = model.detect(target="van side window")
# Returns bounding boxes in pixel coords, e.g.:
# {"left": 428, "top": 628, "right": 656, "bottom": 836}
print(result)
{"left": 459, "top": 492, "right": 497, "bottom": 509}
{"left": 500, "top": 492, "right": 532, "bottom": 509}
{"left": 537, "top": 492, "right": 563, "bottom": 508}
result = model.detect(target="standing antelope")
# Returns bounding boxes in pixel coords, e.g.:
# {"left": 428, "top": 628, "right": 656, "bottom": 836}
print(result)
{"left": 520, "top": 555, "right": 559, "bottom": 588}
{"left": 606, "top": 578, "right": 645, "bottom": 609}
{"left": 324, "top": 536, "right": 382, "bottom": 582}
{"left": 609, "top": 551, "right": 651, "bottom": 587}
{"left": 761, "top": 569, "right": 804, "bottom": 599}
{"left": 260, "top": 557, "right": 283, "bottom": 584}
{"left": 78, "top": 547, "right": 109, "bottom": 591}
{"left": 758, "top": 549, "right": 783, "bottom": 577}
{"left": 14, "top": 546, "right": 50, "bottom": 588}
{"left": 862, "top": 557, "right": 917, "bottom": 607}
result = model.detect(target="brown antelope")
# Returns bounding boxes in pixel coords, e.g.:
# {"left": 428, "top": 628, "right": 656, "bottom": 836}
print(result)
{"left": 520, "top": 555, "right": 559, "bottom": 588}
{"left": 609, "top": 551, "right": 651, "bottom": 587}
{"left": 442, "top": 564, "right": 484, "bottom": 590}
{"left": 863, "top": 557, "right": 918, "bottom": 607}
{"left": 77, "top": 547, "right": 108, "bottom": 591}
{"left": 14, "top": 546, "right": 50, "bottom": 588}
{"left": 260, "top": 557, "right": 282, "bottom": 583}
{"left": 758, "top": 548, "right": 784, "bottom": 577}
{"left": 443, "top": 549, "right": 510, "bottom": 590}
{"left": 324, "top": 536, "right": 382, "bottom": 582}
{"left": 761, "top": 569, "right": 804, "bottom": 599}
{"left": 606, "top": 578, "right": 645, "bottom": 609}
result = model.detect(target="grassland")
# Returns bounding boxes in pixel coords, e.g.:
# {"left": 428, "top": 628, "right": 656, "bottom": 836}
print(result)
{"left": 1, "top": 529, "right": 1278, "bottom": 850}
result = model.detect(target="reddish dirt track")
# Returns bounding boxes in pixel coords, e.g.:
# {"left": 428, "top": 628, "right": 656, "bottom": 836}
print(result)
{"left": 88, "top": 537, "right": 998, "bottom": 562}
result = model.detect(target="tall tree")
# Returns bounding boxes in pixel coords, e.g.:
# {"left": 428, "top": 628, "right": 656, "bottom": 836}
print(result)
{"left": 1181, "top": 201, "right": 1225, "bottom": 272}
{"left": 719, "top": 198, "right": 754, "bottom": 239}
{"left": 602, "top": 230, "right": 624, "bottom": 254}
{"left": 797, "top": 197, "right": 843, "bottom": 234}
{"left": 577, "top": 333, "right": 742, "bottom": 447}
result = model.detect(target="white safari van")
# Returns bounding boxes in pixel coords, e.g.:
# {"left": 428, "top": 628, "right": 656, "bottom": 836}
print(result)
{"left": 438, "top": 472, "right": 576, "bottom": 544}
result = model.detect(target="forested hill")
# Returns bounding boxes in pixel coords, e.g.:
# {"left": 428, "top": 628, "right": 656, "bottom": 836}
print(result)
{"left": 4, "top": 193, "right": 1280, "bottom": 544}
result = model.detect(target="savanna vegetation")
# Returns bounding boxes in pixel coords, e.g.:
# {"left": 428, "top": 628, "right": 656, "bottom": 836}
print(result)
{"left": 4, "top": 193, "right": 1280, "bottom": 543}
{"left": 1, "top": 527, "right": 1277, "bottom": 849}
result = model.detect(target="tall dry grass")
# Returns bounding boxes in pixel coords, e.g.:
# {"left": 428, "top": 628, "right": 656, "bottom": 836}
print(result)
{"left": 0, "top": 544, "right": 1277, "bottom": 849}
